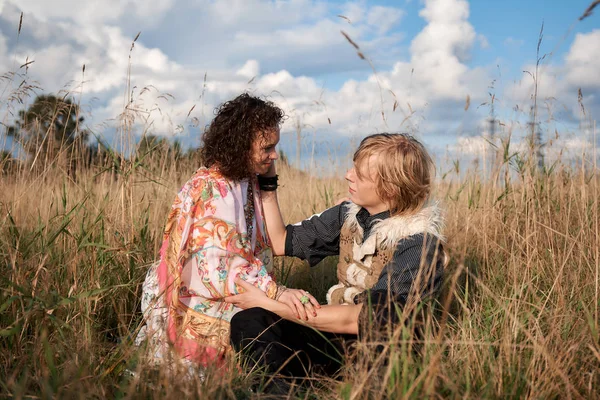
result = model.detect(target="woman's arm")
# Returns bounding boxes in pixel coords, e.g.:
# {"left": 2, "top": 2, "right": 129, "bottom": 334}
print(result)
{"left": 266, "top": 298, "right": 361, "bottom": 334}
{"left": 259, "top": 163, "right": 347, "bottom": 260}
{"left": 260, "top": 189, "right": 287, "bottom": 256}
{"left": 258, "top": 163, "right": 287, "bottom": 256}
{"left": 226, "top": 279, "right": 361, "bottom": 334}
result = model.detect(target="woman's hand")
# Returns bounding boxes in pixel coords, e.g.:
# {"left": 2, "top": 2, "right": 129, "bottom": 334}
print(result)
{"left": 277, "top": 288, "right": 320, "bottom": 321}
{"left": 224, "top": 279, "right": 271, "bottom": 310}
{"left": 224, "top": 280, "right": 320, "bottom": 321}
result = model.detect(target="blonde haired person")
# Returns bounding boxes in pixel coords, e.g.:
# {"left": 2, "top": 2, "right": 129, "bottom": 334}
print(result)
{"left": 226, "top": 133, "right": 446, "bottom": 394}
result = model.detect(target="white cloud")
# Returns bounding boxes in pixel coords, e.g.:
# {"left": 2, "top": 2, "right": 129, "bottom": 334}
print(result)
{"left": 367, "top": 6, "right": 405, "bottom": 35}
{"left": 401, "top": 0, "right": 478, "bottom": 99}
{"left": 450, "top": 131, "right": 593, "bottom": 167}
{"left": 502, "top": 29, "right": 600, "bottom": 130}
{"left": 0, "top": 0, "right": 597, "bottom": 161}
{"left": 236, "top": 60, "right": 260, "bottom": 79}
{"left": 236, "top": 19, "right": 348, "bottom": 49}
{"left": 0, "top": 32, "right": 8, "bottom": 71}
{"left": 0, "top": 0, "right": 408, "bottom": 137}
{"left": 477, "top": 34, "right": 489, "bottom": 49}
{"left": 96, "top": 0, "right": 489, "bottom": 141}
{"left": 414, "top": 0, "right": 475, "bottom": 60}
{"left": 453, "top": 135, "right": 492, "bottom": 156}
{"left": 544, "top": 133, "right": 595, "bottom": 164}
{"left": 565, "top": 30, "right": 600, "bottom": 90}
{"left": 504, "top": 37, "right": 525, "bottom": 48}
{"left": 11, "top": 0, "right": 175, "bottom": 25}
{"left": 210, "top": 0, "right": 328, "bottom": 27}
{"left": 341, "top": 2, "right": 366, "bottom": 25}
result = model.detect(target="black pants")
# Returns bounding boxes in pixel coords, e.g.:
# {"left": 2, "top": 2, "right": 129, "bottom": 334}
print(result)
{"left": 230, "top": 307, "right": 357, "bottom": 379}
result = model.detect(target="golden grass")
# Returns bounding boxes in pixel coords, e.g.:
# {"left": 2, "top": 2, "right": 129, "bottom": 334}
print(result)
{"left": 1, "top": 138, "right": 599, "bottom": 398}
{"left": 1, "top": 17, "right": 599, "bottom": 393}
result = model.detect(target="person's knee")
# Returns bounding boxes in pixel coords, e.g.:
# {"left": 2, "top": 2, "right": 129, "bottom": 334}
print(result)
{"left": 231, "top": 307, "right": 271, "bottom": 330}
{"left": 230, "top": 307, "right": 274, "bottom": 349}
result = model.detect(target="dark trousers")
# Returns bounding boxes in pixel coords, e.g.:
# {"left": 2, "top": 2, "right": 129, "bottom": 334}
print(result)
{"left": 230, "top": 307, "right": 357, "bottom": 380}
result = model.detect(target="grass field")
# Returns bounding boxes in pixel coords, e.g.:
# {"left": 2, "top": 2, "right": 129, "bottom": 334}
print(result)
{"left": 1, "top": 9, "right": 599, "bottom": 392}
{"left": 1, "top": 122, "right": 599, "bottom": 398}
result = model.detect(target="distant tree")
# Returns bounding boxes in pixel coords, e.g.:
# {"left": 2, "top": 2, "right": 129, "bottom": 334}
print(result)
{"left": 171, "top": 139, "right": 184, "bottom": 161}
{"left": 7, "top": 94, "right": 89, "bottom": 174}
{"left": 185, "top": 145, "right": 202, "bottom": 166}
{"left": 136, "top": 134, "right": 184, "bottom": 163}
{"left": 0, "top": 150, "right": 19, "bottom": 175}
{"left": 137, "top": 134, "right": 165, "bottom": 157}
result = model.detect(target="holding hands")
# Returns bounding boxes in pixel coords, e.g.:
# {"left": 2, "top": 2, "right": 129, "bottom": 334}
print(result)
{"left": 277, "top": 287, "right": 320, "bottom": 320}
{"left": 225, "top": 279, "right": 320, "bottom": 321}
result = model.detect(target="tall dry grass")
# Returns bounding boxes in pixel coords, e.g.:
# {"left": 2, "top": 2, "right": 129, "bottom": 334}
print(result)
{"left": 1, "top": 13, "right": 599, "bottom": 397}
{"left": 1, "top": 119, "right": 598, "bottom": 398}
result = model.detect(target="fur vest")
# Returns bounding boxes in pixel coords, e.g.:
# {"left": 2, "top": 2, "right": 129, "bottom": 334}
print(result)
{"left": 326, "top": 202, "right": 444, "bottom": 305}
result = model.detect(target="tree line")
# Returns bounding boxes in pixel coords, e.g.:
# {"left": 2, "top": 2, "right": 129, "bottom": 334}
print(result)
{"left": 1, "top": 94, "right": 201, "bottom": 177}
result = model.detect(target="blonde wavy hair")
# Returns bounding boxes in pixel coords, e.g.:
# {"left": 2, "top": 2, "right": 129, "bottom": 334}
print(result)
{"left": 353, "top": 133, "right": 434, "bottom": 216}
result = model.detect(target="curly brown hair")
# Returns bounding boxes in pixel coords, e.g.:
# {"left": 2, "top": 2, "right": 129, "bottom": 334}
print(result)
{"left": 200, "top": 93, "right": 285, "bottom": 181}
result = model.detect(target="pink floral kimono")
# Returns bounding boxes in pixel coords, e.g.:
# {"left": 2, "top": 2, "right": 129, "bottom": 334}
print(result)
{"left": 136, "top": 166, "right": 277, "bottom": 366}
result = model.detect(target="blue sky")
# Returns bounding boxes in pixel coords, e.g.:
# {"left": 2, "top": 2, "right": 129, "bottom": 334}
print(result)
{"left": 0, "top": 0, "right": 598, "bottom": 170}
{"left": 316, "top": 0, "right": 598, "bottom": 90}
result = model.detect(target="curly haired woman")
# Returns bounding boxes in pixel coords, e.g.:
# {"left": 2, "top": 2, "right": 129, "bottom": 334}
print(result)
{"left": 136, "top": 94, "right": 319, "bottom": 368}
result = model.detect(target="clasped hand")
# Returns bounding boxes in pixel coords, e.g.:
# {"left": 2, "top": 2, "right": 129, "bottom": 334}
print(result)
{"left": 225, "top": 279, "right": 320, "bottom": 321}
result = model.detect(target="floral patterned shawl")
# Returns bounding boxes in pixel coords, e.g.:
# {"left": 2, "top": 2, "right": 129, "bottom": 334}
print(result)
{"left": 138, "top": 166, "right": 276, "bottom": 366}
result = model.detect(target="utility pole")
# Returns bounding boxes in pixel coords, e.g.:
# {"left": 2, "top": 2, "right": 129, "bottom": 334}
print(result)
{"left": 295, "top": 116, "right": 301, "bottom": 168}
{"left": 528, "top": 106, "right": 544, "bottom": 171}
{"left": 488, "top": 99, "right": 498, "bottom": 175}
{"left": 489, "top": 100, "right": 496, "bottom": 139}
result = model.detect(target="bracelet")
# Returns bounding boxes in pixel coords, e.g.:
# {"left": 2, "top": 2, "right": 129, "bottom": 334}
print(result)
{"left": 258, "top": 174, "right": 279, "bottom": 191}
{"left": 275, "top": 285, "right": 287, "bottom": 300}
{"left": 260, "top": 185, "right": 278, "bottom": 192}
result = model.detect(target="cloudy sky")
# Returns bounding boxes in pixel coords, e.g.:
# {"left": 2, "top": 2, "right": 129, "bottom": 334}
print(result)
{"left": 0, "top": 0, "right": 598, "bottom": 169}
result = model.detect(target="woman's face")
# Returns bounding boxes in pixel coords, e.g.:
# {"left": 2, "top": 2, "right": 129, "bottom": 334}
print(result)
{"left": 251, "top": 127, "right": 280, "bottom": 175}
{"left": 345, "top": 155, "right": 388, "bottom": 215}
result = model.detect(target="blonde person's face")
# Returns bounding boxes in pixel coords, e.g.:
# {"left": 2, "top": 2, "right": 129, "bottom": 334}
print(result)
{"left": 251, "top": 127, "right": 280, "bottom": 175}
{"left": 345, "top": 155, "right": 388, "bottom": 215}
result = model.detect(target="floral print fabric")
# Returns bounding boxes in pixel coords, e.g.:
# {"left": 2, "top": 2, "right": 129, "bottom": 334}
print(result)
{"left": 137, "top": 166, "right": 276, "bottom": 366}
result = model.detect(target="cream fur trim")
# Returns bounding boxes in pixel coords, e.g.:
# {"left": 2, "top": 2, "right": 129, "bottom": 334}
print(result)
{"left": 344, "top": 202, "right": 364, "bottom": 237}
{"left": 326, "top": 283, "right": 345, "bottom": 305}
{"left": 343, "top": 287, "right": 363, "bottom": 304}
{"left": 344, "top": 202, "right": 445, "bottom": 250}
{"left": 345, "top": 263, "right": 367, "bottom": 288}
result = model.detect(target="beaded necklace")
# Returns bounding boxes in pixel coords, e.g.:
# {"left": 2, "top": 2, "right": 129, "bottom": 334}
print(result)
{"left": 244, "top": 180, "right": 255, "bottom": 247}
